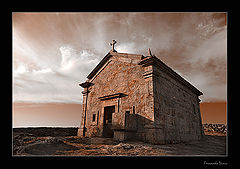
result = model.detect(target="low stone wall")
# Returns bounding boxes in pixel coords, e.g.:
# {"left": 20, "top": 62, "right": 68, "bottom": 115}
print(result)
{"left": 202, "top": 124, "right": 227, "bottom": 134}
{"left": 13, "top": 127, "right": 78, "bottom": 137}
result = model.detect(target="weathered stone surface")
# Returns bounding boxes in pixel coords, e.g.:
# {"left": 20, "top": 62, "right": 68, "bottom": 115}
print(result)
{"left": 78, "top": 49, "right": 203, "bottom": 144}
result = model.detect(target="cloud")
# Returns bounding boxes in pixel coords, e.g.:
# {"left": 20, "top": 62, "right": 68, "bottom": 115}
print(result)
{"left": 188, "top": 27, "right": 227, "bottom": 66}
{"left": 13, "top": 12, "right": 227, "bottom": 103}
{"left": 183, "top": 71, "right": 226, "bottom": 102}
{"left": 178, "top": 26, "right": 227, "bottom": 102}
{"left": 13, "top": 44, "right": 100, "bottom": 103}
{"left": 115, "top": 42, "right": 138, "bottom": 53}
{"left": 33, "top": 68, "right": 53, "bottom": 74}
{"left": 14, "top": 64, "right": 29, "bottom": 74}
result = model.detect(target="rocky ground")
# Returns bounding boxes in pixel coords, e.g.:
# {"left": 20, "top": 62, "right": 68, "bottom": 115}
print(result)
{"left": 202, "top": 124, "right": 227, "bottom": 134}
{"left": 13, "top": 125, "right": 227, "bottom": 156}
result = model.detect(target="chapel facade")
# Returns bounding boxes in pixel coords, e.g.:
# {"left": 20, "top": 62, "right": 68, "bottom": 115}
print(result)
{"left": 77, "top": 40, "right": 204, "bottom": 144}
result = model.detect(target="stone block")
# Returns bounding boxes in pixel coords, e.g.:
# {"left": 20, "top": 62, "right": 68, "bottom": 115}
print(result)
{"left": 114, "top": 131, "right": 125, "bottom": 141}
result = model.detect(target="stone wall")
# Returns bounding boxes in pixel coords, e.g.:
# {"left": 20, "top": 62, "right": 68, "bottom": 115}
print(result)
{"left": 152, "top": 65, "right": 203, "bottom": 144}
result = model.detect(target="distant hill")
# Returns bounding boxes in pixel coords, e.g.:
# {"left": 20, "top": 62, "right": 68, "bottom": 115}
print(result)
{"left": 13, "top": 127, "right": 78, "bottom": 137}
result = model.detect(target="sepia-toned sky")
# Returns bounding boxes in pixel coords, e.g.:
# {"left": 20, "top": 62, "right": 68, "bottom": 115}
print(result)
{"left": 12, "top": 12, "right": 227, "bottom": 127}
{"left": 13, "top": 102, "right": 226, "bottom": 127}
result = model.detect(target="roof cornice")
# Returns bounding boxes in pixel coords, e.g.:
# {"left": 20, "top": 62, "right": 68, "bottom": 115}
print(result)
{"left": 87, "top": 52, "right": 112, "bottom": 79}
{"left": 138, "top": 56, "right": 203, "bottom": 96}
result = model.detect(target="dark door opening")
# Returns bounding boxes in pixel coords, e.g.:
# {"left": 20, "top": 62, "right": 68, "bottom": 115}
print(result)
{"left": 103, "top": 106, "right": 115, "bottom": 138}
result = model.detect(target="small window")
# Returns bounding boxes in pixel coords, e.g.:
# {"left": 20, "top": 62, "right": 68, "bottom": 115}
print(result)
{"left": 92, "top": 114, "right": 96, "bottom": 122}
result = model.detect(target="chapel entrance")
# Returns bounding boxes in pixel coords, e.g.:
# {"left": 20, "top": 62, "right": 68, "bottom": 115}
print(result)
{"left": 103, "top": 105, "right": 115, "bottom": 138}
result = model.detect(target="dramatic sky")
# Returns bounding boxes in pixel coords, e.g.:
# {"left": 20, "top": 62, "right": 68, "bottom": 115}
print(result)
{"left": 13, "top": 12, "right": 227, "bottom": 103}
{"left": 12, "top": 12, "right": 227, "bottom": 127}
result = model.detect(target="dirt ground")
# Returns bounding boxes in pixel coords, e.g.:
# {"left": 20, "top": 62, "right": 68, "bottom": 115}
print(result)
{"left": 13, "top": 131, "right": 226, "bottom": 156}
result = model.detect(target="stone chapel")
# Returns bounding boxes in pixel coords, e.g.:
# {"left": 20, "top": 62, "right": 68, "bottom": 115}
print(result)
{"left": 77, "top": 40, "right": 204, "bottom": 144}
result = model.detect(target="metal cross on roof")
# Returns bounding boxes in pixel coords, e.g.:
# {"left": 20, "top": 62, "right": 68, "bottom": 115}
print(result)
{"left": 110, "top": 40, "right": 117, "bottom": 52}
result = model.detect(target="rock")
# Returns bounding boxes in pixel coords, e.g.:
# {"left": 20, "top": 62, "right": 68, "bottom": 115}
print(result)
{"left": 122, "top": 144, "right": 133, "bottom": 149}
{"left": 115, "top": 143, "right": 134, "bottom": 150}
{"left": 44, "top": 137, "right": 65, "bottom": 144}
